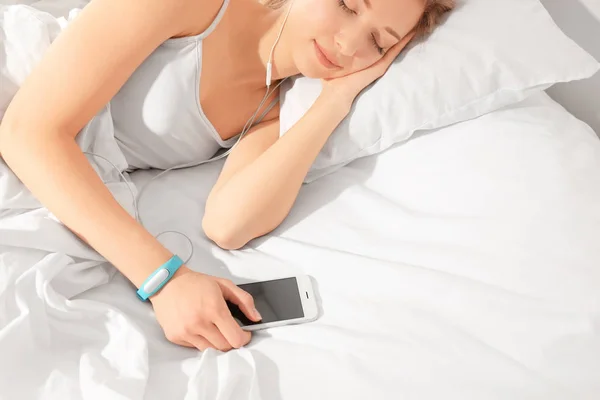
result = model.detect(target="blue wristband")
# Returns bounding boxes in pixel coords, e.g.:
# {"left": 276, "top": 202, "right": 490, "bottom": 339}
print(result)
{"left": 136, "top": 255, "right": 184, "bottom": 301}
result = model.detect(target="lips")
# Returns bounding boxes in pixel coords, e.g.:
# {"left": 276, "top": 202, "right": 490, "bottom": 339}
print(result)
{"left": 313, "top": 41, "right": 340, "bottom": 69}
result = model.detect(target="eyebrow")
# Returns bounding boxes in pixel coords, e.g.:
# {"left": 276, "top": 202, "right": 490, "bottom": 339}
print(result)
{"left": 362, "top": 0, "right": 402, "bottom": 42}
{"left": 386, "top": 27, "right": 402, "bottom": 41}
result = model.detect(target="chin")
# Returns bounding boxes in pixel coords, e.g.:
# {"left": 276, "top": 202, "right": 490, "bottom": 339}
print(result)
{"left": 295, "top": 64, "right": 325, "bottom": 79}
{"left": 293, "top": 52, "right": 329, "bottom": 79}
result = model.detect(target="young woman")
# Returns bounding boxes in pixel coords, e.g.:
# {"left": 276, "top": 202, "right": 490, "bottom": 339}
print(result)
{"left": 0, "top": 0, "right": 454, "bottom": 352}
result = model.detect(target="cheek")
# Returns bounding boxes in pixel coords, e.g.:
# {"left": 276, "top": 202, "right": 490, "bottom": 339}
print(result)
{"left": 288, "top": 0, "right": 343, "bottom": 78}
{"left": 294, "top": 0, "right": 340, "bottom": 38}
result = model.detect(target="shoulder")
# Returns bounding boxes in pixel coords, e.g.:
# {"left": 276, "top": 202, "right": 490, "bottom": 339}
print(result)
{"left": 72, "top": 0, "right": 227, "bottom": 37}
{"left": 105, "top": 0, "right": 228, "bottom": 38}
{"left": 172, "top": 0, "right": 230, "bottom": 37}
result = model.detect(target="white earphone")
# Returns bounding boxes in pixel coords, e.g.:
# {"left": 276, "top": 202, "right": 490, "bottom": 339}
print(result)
{"left": 266, "top": 0, "right": 295, "bottom": 87}
{"left": 84, "top": 0, "right": 296, "bottom": 263}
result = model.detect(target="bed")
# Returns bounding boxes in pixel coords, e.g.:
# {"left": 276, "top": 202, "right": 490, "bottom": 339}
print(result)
{"left": 2, "top": 91, "right": 599, "bottom": 399}
{"left": 1, "top": 1, "right": 600, "bottom": 400}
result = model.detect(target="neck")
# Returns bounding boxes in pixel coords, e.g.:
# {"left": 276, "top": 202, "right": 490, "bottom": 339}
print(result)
{"left": 228, "top": 1, "right": 299, "bottom": 87}
{"left": 259, "top": 3, "right": 299, "bottom": 82}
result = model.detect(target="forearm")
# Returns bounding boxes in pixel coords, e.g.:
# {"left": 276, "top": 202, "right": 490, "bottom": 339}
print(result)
{"left": 0, "top": 128, "right": 174, "bottom": 288}
{"left": 204, "top": 93, "right": 350, "bottom": 248}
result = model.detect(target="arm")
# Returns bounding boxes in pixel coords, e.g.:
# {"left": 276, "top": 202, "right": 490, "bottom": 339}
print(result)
{"left": 203, "top": 94, "right": 350, "bottom": 250}
{"left": 0, "top": 0, "right": 258, "bottom": 351}
{"left": 203, "top": 35, "right": 415, "bottom": 250}
{"left": 0, "top": 0, "right": 213, "bottom": 286}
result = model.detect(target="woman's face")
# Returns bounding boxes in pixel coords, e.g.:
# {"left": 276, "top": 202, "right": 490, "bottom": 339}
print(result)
{"left": 286, "top": 0, "right": 425, "bottom": 79}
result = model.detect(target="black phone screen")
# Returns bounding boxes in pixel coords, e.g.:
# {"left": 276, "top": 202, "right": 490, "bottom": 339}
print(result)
{"left": 227, "top": 277, "right": 305, "bottom": 326}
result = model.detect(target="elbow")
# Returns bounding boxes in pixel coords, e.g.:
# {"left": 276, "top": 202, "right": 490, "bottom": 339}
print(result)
{"left": 0, "top": 116, "right": 42, "bottom": 158}
{"left": 0, "top": 124, "right": 24, "bottom": 161}
{"left": 202, "top": 194, "right": 285, "bottom": 250}
{"left": 202, "top": 215, "right": 249, "bottom": 250}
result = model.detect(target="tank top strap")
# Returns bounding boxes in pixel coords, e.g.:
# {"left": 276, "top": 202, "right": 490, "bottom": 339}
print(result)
{"left": 198, "top": 0, "right": 230, "bottom": 39}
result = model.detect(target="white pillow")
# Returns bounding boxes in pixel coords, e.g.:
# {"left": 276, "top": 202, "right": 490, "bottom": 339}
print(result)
{"left": 279, "top": 0, "right": 600, "bottom": 183}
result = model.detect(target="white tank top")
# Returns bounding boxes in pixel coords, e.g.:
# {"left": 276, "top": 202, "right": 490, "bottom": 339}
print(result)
{"left": 110, "top": 0, "right": 267, "bottom": 171}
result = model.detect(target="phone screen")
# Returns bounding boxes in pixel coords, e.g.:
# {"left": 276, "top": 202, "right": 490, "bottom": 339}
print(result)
{"left": 227, "top": 277, "right": 305, "bottom": 326}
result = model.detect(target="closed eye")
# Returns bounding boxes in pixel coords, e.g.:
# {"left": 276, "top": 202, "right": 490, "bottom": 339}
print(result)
{"left": 338, "top": 0, "right": 384, "bottom": 55}
{"left": 371, "top": 34, "right": 384, "bottom": 55}
{"left": 337, "top": 0, "right": 355, "bottom": 14}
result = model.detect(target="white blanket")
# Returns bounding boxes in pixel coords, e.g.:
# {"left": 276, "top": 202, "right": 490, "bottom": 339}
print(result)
{"left": 0, "top": 4, "right": 282, "bottom": 399}
{"left": 1, "top": 2, "right": 600, "bottom": 400}
{"left": 0, "top": 4, "right": 163, "bottom": 399}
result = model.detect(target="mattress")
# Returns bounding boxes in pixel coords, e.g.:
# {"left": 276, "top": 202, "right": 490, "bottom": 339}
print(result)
{"left": 1, "top": 90, "right": 600, "bottom": 400}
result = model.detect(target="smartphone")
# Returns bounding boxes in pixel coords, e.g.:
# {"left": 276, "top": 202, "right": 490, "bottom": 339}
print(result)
{"left": 227, "top": 275, "right": 319, "bottom": 331}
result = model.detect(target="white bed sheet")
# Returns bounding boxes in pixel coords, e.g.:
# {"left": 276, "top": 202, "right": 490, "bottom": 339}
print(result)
{"left": 4, "top": 91, "right": 591, "bottom": 400}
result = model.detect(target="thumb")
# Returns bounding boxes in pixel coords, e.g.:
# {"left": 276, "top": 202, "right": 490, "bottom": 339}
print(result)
{"left": 217, "top": 280, "right": 262, "bottom": 322}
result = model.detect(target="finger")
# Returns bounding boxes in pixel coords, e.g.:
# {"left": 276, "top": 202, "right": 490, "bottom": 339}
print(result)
{"left": 382, "top": 30, "right": 416, "bottom": 63}
{"left": 184, "top": 335, "right": 213, "bottom": 351}
{"left": 217, "top": 279, "right": 262, "bottom": 322}
{"left": 382, "top": 44, "right": 403, "bottom": 62}
{"left": 171, "top": 338, "right": 195, "bottom": 348}
{"left": 199, "top": 323, "right": 233, "bottom": 352}
{"left": 214, "top": 310, "right": 252, "bottom": 349}
{"left": 399, "top": 30, "right": 416, "bottom": 48}
{"left": 168, "top": 336, "right": 202, "bottom": 350}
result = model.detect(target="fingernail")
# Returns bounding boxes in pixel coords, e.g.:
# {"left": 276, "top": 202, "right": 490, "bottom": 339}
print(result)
{"left": 253, "top": 309, "right": 262, "bottom": 320}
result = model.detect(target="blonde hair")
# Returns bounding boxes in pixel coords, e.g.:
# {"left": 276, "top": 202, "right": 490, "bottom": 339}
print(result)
{"left": 261, "top": 0, "right": 455, "bottom": 40}
{"left": 414, "top": 0, "right": 455, "bottom": 39}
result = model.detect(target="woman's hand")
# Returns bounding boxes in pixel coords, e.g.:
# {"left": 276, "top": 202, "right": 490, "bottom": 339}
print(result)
{"left": 150, "top": 266, "right": 262, "bottom": 351}
{"left": 320, "top": 32, "right": 415, "bottom": 107}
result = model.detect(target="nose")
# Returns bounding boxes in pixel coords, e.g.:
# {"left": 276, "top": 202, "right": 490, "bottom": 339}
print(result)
{"left": 334, "top": 28, "right": 365, "bottom": 58}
